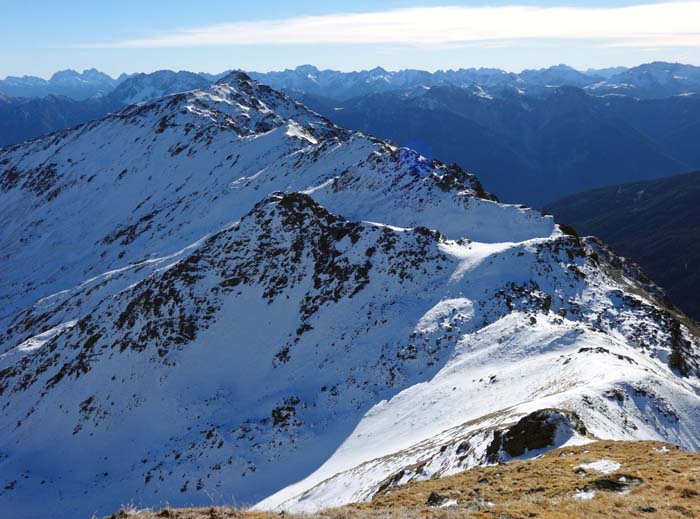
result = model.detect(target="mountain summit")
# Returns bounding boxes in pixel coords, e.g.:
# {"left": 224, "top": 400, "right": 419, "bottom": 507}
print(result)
{"left": 0, "top": 74, "right": 698, "bottom": 519}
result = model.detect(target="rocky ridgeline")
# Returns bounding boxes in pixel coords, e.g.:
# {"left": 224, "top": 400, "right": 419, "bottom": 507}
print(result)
{"left": 0, "top": 74, "right": 698, "bottom": 519}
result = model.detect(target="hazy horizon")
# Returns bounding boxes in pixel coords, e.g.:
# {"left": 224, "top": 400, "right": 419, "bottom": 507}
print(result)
{"left": 1, "top": 59, "right": 695, "bottom": 82}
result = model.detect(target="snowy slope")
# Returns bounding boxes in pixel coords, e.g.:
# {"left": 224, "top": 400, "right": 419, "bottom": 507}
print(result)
{"left": 256, "top": 235, "right": 700, "bottom": 512}
{"left": 0, "top": 72, "right": 549, "bottom": 325}
{"left": 0, "top": 73, "right": 699, "bottom": 519}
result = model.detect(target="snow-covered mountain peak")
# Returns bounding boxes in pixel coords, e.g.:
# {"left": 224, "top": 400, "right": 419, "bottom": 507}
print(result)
{"left": 0, "top": 74, "right": 699, "bottom": 519}
{"left": 216, "top": 69, "right": 254, "bottom": 85}
{"left": 111, "top": 73, "right": 339, "bottom": 140}
{"left": 0, "top": 72, "right": 556, "bottom": 323}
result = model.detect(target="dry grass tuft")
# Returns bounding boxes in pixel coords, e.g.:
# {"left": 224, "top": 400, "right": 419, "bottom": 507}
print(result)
{"left": 105, "top": 440, "right": 700, "bottom": 519}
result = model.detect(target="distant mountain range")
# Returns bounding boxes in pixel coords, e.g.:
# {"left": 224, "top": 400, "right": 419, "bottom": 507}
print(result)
{"left": 4, "top": 61, "right": 700, "bottom": 103}
{"left": 0, "top": 68, "right": 124, "bottom": 100}
{"left": 0, "top": 71, "right": 210, "bottom": 146}
{"left": 2, "top": 62, "right": 700, "bottom": 205}
{"left": 545, "top": 170, "right": 700, "bottom": 321}
{"left": 300, "top": 85, "right": 700, "bottom": 205}
{"left": 107, "top": 70, "right": 210, "bottom": 105}
{"left": 250, "top": 62, "right": 700, "bottom": 101}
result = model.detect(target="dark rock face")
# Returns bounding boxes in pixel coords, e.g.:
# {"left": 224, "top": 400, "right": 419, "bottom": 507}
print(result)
{"left": 426, "top": 491, "right": 450, "bottom": 507}
{"left": 486, "top": 410, "right": 588, "bottom": 462}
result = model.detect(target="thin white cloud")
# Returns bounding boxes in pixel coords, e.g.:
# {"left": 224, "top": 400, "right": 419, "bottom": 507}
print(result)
{"left": 76, "top": 2, "right": 700, "bottom": 49}
{"left": 602, "top": 35, "right": 700, "bottom": 47}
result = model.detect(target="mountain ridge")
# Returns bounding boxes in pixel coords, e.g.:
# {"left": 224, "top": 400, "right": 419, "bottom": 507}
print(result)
{"left": 0, "top": 71, "right": 699, "bottom": 519}
{"left": 545, "top": 170, "right": 700, "bottom": 321}
{"left": 0, "top": 68, "right": 121, "bottom": 99}
{"left": 0, "top": 71, "right": 215, "bottom": 147}
{"left": 5, "top": 61, "right": 700, "bottom": 103}
{"left": 250, "top": 61, "right": 700, "bottom": 101}
{"left": 5, "top": 65, "right": 700, "bottom": 207}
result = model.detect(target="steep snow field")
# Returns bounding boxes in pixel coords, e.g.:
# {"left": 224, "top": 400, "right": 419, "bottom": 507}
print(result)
{"left": 259, "top": 242, "right": 700, "bottom": 512}
{"left": 0, "top": 73, "right": 698, "bottom": 519}
{"left": 0, "top": 73, "right": 550, "bottom": 325}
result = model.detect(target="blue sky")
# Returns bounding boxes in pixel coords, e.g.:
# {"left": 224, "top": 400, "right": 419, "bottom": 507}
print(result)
{"left": 2, "top": 0, "right": 700, "bottom": 78}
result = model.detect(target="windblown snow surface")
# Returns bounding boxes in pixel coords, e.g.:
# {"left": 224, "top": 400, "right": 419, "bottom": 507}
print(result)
{"left": 0, "top": 72, "right": 699, "bottom": 519}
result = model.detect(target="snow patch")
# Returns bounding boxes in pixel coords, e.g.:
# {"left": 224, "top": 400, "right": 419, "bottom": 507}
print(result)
{"left": 576, "top": 459, "right": 621, "bottom": 475}
{"left": 285, "top": 121, "right": 318, "bottom": 144}
{"left": 16, "top": 321, "right": 78, "bottom": 353}
{"left": 416, "top": 298, "right": 473, "bottom": 333}
{"left": 574, "top": 489, "right": 596, "bottom": 500}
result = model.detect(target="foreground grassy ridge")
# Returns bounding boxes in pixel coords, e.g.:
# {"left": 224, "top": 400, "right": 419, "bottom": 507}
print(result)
{"left": 106, "top": 440, "right": 700, "bottom": 519}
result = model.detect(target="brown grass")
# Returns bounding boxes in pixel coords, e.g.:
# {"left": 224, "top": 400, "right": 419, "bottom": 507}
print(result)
{"left": 105, "top": 440, "right": 700, "bottom": 519}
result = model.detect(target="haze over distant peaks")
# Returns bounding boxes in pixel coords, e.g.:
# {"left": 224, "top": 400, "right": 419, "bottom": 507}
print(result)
{"left": 4, "top": 61, "right": 700, "bottom": 102}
